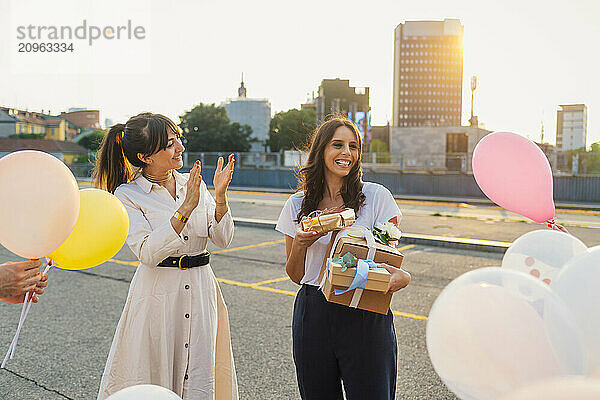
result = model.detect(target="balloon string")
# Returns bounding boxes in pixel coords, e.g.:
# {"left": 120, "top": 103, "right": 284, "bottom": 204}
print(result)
{"left": 1, "top": 292, "right": 28, "bottom": 368}
{"left": 1, "top": 259, "right": 53, "bottom": 368}
{"left": 546, "top": 219, "right": 569, "bottom": 234}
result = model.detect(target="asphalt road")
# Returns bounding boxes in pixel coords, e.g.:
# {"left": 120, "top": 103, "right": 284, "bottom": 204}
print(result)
{"left": 224, "top": 190, "right": 600, "bottom": 246}
{"left": 0, "top": 223, "right": 505, "bottom": 400}
{"left": 1, "top": 194, "right": 598, "bottom": 400}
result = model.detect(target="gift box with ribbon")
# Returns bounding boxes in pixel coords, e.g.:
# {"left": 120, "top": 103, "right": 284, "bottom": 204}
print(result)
{"left": 300, "top": 207, "right": 356, "bottom": 234}
{"left": 327, "top": 253, "right": 391, "bottom": 292}
{"left": 318, "top": 226, "right": 405, "bottom": 314}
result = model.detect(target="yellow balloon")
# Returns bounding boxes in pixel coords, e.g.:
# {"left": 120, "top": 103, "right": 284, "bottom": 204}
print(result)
{"left": 49, "top": 188, "right": 129, "bottom": 270}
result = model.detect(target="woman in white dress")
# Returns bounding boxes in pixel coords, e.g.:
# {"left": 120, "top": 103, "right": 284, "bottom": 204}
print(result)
{"left": 93, "top": 113, "right": 238, "bottom": 400}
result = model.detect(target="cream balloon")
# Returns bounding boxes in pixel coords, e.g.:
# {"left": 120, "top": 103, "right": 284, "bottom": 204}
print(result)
{"left": 552, "top": 245, "right": 600, "bottom": 374}
{"left": 106, "top": 384, "right": 182, "bottom": 400}
{"left": 499, "top": 377, "right": 600, "bottom": 400}
{"left": 502, "top": 230, "right": 587, "bottom": 285}
{"left": 0, "top": 150, "right": 80, "bottom": 258}
{"left": 426, "top": 268, "right": 585, "bottom": 400}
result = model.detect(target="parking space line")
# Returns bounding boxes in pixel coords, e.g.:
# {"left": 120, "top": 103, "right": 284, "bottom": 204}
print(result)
{"left": 217, "top": 278, "right": 256, "bottom": 288}
{"left": 212, "top": 239, "right": 285, "bottom": 254}
{"left": 108, "top": 259, "right": 138, "bottom": 266}
{"left": 246, "top": 284, "right": 298, "bottom": 297}
{"left": 219, "top": 189, "right": 290, "bottom": 198}
{"left": 106, "top": 238, "right": 428, "bottom": 321}
{"left": 107, "top": 239, "right": 285, "bottom": 266}
{"left": 392, "top": 310, "right": 428, "bottom": 321}
{"left": 216, "top": 276, "right": 428, "bottom": 321}
{"left": 252, "top": 276, "right": 290, "bottom": 286}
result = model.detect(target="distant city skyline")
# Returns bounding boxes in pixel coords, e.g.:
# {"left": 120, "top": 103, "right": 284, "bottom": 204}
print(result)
{"left": 0, "top": 0, "right": 598, "bottom": 146}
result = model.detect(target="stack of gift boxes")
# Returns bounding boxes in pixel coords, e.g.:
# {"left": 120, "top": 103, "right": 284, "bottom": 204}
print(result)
{"left": 301, "top": 208, "right": 405, "bottom": 314}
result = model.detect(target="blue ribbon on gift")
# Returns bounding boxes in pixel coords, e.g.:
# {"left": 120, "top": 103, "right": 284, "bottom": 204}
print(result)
{"left": 329, "top": 252, "right": 378, "bottom": 295}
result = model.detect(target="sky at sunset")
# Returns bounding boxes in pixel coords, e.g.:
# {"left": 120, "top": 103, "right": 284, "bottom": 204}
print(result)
{"left": 1, "top": 0, "right": 599, "bottom": 146}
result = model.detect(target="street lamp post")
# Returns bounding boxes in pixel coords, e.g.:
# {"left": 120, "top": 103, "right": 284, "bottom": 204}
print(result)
{"left": 470, "top": 76, "right": 477, "bottom": 126}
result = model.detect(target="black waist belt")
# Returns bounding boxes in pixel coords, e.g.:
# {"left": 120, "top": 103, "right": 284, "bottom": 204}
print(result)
{"left": 157, "top": 252, "right": 210, "bottom": 269}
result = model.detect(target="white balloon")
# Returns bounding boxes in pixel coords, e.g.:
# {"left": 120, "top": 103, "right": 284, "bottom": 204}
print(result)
{"left": 106, "top": 384, "right": 182, "bottom": 400}
{"left": 552, "top": 245, "right": 600, "bottom": 374}
{"left": 499, "top": 377, "right": 600, "bottom": 400}
{"left": 502, "top": 230, "right": 587, "bottom": 285}
{"left": 426, "top": 268, "right": 585, "bottom": 400}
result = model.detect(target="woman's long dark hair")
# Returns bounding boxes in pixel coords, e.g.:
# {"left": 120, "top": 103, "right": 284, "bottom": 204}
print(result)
{"left": 296, "top": 116, "right": 366, "bottom": 221}
{"left": 92, "top": 112, "right": 181, "bottom": 193}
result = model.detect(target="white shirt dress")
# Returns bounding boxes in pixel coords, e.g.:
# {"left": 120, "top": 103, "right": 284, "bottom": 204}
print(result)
{"left": 97, "top": 171, "right": 238, "bottom": 400}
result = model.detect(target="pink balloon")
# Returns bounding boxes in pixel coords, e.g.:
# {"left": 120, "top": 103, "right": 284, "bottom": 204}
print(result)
{"left": 473, "top": 132, "right": 555, "bottom": 223}
{"left": 0, "top": 150, "right": 80, "bottom": 258}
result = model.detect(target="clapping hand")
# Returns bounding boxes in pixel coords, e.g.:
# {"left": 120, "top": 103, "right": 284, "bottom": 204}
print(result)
{"left": 213, "top": 154, "right": 235, "bottom": 196}
{"left": 183, "top": 160, "right": 203, "bottom": 211}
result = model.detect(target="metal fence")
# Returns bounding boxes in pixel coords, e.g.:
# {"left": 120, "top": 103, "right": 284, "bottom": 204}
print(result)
{"left": 70, "top": 151, "right": 600, "bottom": 176}
{"left": 184, "top": 152, "right": 282, "bottom": 169}
{"left": 181, "top": 152, "right": 473, "bottom": 172}
{"left": 68, "top": 160, "right": 600, "bottom": 203}
{"left": 555, "top": 152, "right": 600, "bottom": 175}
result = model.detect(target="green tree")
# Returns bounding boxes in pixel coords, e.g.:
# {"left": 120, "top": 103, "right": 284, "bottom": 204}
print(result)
{"left": 586, "top": 141, "right": 600, "bottom": 173}
{"left": 179, "top": 103, "right": 255, "bottom": 152}
{"left": 370, "top": 139, "right": 388, "bottom": 153}
{"left": 267, "top": 108, "right": 316, "bottom": 152}
{"left": 76, "top": 130, "right": 106, "bottom": 152}
{"left": 369, "top": 139, "right": 391, "bottom": 163}
{"left": 8, "top": 133, "right": 46, "bottom": 139}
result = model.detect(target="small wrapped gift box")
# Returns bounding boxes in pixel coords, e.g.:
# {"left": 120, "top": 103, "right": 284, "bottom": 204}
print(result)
{"left": 318, "top": 226, "right": 405, "bottom": 314}
{"left": 300, "top": 208, "right": 356, "bottom": 234}
{"left": 332, "top": 232, "right": 404, "bottom": 268}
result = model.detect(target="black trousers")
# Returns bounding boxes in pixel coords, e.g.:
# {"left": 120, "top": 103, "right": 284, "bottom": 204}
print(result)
{"left": 292, "top": 284, "right": 397, "bottom": 400}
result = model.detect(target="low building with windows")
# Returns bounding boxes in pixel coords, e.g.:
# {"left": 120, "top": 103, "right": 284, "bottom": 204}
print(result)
{"left": 0, "top": 137, "right": 88, "bottom": 164}
{"left": 222, "top": 77, "right": 271, "bottom": 152}
{"left": 0, "top": 107, "right": 67, "bottom": 140}
{"left": 390, "top": 125, "right": 490, "bottom": 172}
{"left": 61, "top": 109, "right": 101, "bottom": 140}
{"left": 556, "top": 104, "right": 587, "bottom": 151}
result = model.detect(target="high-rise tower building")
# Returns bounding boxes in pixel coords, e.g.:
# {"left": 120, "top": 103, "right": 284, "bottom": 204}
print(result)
{"left": 392, "top": 19, "right": 464, "bottom": 127}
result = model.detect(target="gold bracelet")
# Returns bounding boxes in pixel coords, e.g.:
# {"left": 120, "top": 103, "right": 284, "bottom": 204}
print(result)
{"left": 173, "top": 211, "right": 189, "bottom": 223}
{"left": 215, "top": 201, "right": 228, "bottom": 206}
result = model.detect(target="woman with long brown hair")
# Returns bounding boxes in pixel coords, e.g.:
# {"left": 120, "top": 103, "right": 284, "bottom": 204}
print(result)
{"left": 276, "top": 117, "right": 410, "bottom": 399}
{"left": 94, "top": 113, "right": 238, "bottom": 400}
